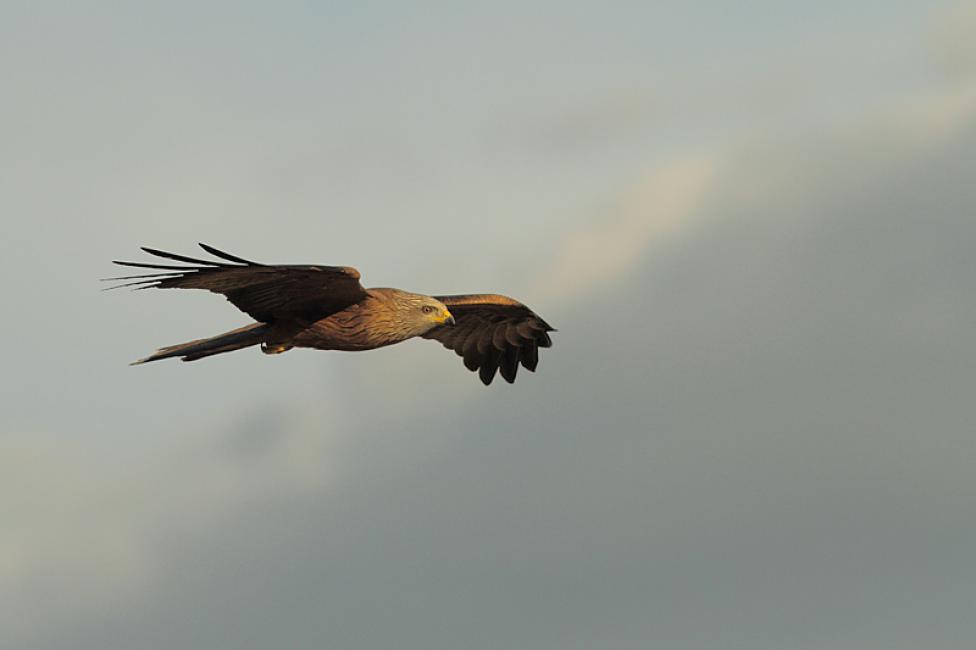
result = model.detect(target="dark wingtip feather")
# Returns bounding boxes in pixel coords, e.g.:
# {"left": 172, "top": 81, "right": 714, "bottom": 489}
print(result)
{"left": 519, "top": 342, "right": 538, "bottom": 372}
{"left": 479, "top": 365, "right": 496, "bottom": 385}
{"left": 140, "top": 246, "right": 227, "bottom": 267}
{"left": 106, "top": 256, "right": 205, "bottom": 291}
{"left": 479, "top": 349, "right": 502, "bottom": 385}
{"left": 198, "top": 243, "right": 261, "bottom": 266}
{"left": 101, "top": 272, "right": 184, "bottom": 282}
{"left": 538, "top": 318, "right": 556, "bottom": 332}
{"left": 112, "top": 260, "right": 198, "bottom": 271}
{"left": 499, "top": 346, "right": 519, "bottom": 383}
{"left": 102, "top": 279, "right": 165, "bottom": 291}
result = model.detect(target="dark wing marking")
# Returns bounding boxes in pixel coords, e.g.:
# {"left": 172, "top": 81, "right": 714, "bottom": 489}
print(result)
{"left": 421, "top": 294, "right": 555, "bottom": 385}
{"left": 106, "top": 243, "right": 367, "bottom": 323}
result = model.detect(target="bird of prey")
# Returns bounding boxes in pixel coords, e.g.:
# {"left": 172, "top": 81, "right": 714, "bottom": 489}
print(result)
{"left": 107, "top": 244, "right": 555, "bottom": 385}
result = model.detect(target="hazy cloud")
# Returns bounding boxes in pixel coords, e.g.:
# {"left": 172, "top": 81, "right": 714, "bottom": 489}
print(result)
{"left": 4, "top": 2, "right": 975, "bottom": 649}
{"left": 932, "top": 1, "right": 976, "bottom": 78}
{"left": 532, "top": 152, "right": 721, "bottom": 305}
{"left": 1, "top": 406, "right": 345, "bottom": 643}
{"left": 8, "top": 79, "right": 976, "bottom": 649}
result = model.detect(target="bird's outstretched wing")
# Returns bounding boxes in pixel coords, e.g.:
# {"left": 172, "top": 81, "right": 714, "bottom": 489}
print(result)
{"left": 422, "top": 294, "right": 555, "bottom": 385}
{"left": 107, "top": 243, "right": 367, "bottom": 324}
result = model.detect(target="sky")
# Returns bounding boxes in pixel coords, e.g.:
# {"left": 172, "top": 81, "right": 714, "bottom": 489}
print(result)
{"left": 2, "top": 1, "right": 976, "bottom": 648}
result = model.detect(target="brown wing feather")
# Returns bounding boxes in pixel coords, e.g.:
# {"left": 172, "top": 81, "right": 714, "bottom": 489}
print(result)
{"left": 107, "top": 243, "right": 367, "bottom": 323}
{"left": 421, "top": 294, "right": 555, "bottom": 385}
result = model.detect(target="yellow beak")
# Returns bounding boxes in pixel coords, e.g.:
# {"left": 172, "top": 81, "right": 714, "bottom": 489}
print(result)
{"left": 439, "top": 310, "right": 456, "bottom": 326}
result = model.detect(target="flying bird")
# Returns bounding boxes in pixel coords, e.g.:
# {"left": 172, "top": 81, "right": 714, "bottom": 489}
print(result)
{"left": 107, "top": 244, "right": 555, "bottom": 385}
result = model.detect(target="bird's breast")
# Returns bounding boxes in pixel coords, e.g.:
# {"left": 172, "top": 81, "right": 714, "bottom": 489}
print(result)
{"left": 292, "top": 300, "right": 410, "bottom": 351}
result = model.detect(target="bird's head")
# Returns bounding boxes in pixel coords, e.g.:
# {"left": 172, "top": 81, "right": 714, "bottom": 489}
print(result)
{"left": 391, "top": 291, "right": 455, "bottom": 335}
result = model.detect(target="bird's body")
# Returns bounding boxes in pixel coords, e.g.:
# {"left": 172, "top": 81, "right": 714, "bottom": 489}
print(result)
{"left": 290, "top": 288, "right": 450, "bottom": 352}
{"left": 108, "top": 245, "right": 555, "bottom": 385}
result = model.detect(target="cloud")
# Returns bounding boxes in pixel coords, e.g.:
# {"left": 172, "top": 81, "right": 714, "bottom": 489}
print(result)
{"left": 10, "top": 78, "right": 976, "bottom": 649}
{"left": 932, "top": 1, "right": 976, "bottom": 78}
{"left": 0, "top": 405, "right": 345, "bottom": 644}
{"left": 531, "top": 152, "right": 721, "bottom": 306}
{"left": 5, "top": 3, "right": 976, "bottom": 646}
{"left": 532, "top": 79, "right": 976, "bottom": 311}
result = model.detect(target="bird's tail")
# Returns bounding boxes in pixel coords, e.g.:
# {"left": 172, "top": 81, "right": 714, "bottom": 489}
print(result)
{"left": 132, "top": 323, "right": 271, "bottom": 365}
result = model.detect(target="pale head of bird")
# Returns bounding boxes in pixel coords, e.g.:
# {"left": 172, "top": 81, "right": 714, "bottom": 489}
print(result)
{"left": 386, "top": 290, "right": 455, "bottom": 336}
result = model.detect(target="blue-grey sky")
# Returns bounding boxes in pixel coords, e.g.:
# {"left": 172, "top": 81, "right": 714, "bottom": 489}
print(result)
{"left": 2, "top": 2, "right": 976, "bottom": 648}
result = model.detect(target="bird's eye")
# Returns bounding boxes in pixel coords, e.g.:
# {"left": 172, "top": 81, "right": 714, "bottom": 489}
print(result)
{"left": 422, "top": 305, "right": 436, "bottom": 314}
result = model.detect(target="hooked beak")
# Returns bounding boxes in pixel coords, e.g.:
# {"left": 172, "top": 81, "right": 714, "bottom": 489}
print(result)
{"left": 441, "top": 311, "right": 456, "bottom": 326}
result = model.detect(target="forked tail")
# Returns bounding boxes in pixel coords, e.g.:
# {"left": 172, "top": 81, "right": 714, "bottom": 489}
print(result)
{"left": 132, "top": 323, "right": 271, "bottom": 364}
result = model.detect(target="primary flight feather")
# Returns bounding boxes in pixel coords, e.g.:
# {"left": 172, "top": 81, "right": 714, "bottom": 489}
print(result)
{"left": 108, "top": 243, "right": 555, "bottom": 385}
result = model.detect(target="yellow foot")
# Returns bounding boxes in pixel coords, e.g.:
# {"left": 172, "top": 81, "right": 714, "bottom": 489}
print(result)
{"left": 261, "top": 343, "right": 293, "bottom": 355}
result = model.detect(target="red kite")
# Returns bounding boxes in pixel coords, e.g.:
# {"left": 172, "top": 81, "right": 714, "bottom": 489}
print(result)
{"left": 109, "top": 244, "right": 555, "bottom": 385}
